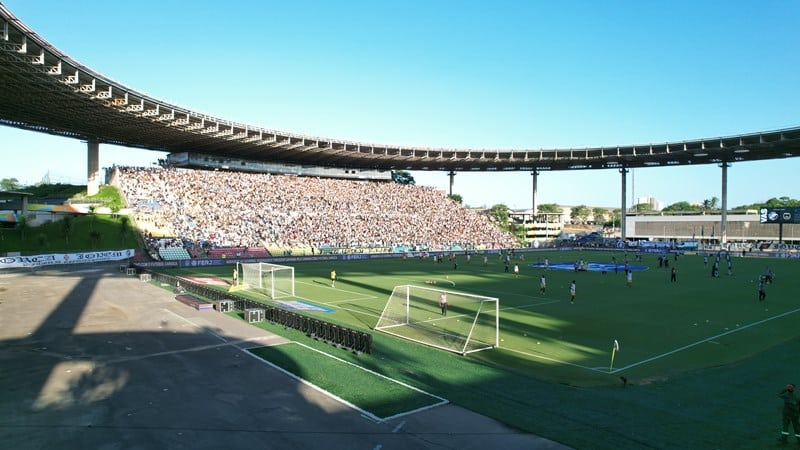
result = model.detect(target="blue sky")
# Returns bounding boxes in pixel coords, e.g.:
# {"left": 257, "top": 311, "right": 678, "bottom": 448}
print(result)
{"left": 1, "top": 0, "right": 798, "bottom": 209}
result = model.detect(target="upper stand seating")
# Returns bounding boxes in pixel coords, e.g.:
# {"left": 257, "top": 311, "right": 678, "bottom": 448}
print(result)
{"left": 158, "top": 246, "right": 192, "bottom": 260}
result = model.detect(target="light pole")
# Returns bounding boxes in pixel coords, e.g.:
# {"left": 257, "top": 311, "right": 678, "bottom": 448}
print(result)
{"left": 743, "top": 222, "right": 749, "bottom": 244}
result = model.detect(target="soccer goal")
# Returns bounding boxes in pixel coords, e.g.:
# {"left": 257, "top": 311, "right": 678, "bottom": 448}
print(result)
{"left": 240, "top": 262, "right": 295, "bottom": 299}
{"left": 375, "top": 284, "right": 499, "bottom": 355}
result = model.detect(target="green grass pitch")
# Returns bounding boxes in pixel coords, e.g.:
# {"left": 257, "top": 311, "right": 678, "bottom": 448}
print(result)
{"left": 164, "top": 250, "right": 800, "bottom": 448}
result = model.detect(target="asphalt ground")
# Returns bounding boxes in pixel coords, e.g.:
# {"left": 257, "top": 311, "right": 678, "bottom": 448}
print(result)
{"left": 0, "top": 263, "right": 570, "bottom": 450}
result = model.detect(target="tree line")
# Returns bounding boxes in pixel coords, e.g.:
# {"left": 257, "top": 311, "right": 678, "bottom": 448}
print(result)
{"left": 483, "top": 197, "right": 800, "bottom": 231}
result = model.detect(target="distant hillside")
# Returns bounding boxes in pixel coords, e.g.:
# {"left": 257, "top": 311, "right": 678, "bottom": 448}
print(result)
{"left": 20, "top": 184, "right": 124, "bottom": 210}
{"left": 20, "top": 183, "right": 85, "bottom": 204}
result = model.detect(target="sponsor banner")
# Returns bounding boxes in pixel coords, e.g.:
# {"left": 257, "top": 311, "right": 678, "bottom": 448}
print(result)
{"left": 180, "top": 258, "right": 227, "bottom": 267}
{"left": 639, "top": 241, "right": 672, "bottom": 249}
{"left": 134, "top": 261, "right": 179, "bottom": 268}
{"left": 0, "top": 249, "right": 135, "bottom": 269}
{"left": 760, "top": 207, "right": 800, "bottom": 224}
{"left": 176, "top": 254, "right": 341, "bottom": 268}
{"left": 368, "top": 253, "right": 403, "bottom": 260}
{"left": 161, "top": 252, "right": 411, "bottom": 268}
{"left": 271, "top": 255, "right": 339, "bottom": 264}
{"left": 339, "top": 254, "right": 370, "bottom": 261}
{"left": 529, "top": 262, "right": 648, "bottom": 272}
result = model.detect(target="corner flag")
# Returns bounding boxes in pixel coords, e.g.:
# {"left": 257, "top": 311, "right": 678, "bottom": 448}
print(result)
{"left": 610, "top": 339, "right": 620, "bottom": 371}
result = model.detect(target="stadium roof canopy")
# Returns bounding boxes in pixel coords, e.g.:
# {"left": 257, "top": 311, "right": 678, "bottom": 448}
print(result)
{"left": 1, "top": 5, "right": 799, "bottom": 173}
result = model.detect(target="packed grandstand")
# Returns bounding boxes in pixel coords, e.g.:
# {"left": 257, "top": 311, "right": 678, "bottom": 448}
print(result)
{"left": 114, "top": 166, "right": 517, "bottom": 261}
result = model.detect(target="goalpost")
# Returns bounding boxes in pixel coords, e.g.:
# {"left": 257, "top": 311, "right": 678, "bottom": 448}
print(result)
{"left": 375, "top": 284, "right": 499, "bottom": 355}
{"left": 240, "top": 262, "right": 295, "bottom": 299}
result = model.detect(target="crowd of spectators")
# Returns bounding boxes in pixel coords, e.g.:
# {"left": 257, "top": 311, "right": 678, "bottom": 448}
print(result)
{"left": 116, "top": 167, "right": 516, "bottom": 253}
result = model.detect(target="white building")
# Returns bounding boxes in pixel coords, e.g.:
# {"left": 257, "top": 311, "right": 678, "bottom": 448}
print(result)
{"left": 635, "top": 195, "right": 664, "bottom": 212}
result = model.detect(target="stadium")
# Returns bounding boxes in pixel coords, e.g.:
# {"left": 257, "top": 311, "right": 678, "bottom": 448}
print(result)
{"left": 2, "top": 3, "right": 800, "bottom": 449}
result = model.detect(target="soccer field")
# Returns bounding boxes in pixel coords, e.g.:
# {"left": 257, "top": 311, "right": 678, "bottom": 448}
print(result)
{"left": 170, "top": 250, "right": 799, "bottom": 384}
{"left": 163, "top": 249, "right": 800, "bottom": 448}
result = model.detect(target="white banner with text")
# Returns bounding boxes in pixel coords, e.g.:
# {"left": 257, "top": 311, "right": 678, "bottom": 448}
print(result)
{"left": 0, "top": 249, "right": 135, "bottom": 269}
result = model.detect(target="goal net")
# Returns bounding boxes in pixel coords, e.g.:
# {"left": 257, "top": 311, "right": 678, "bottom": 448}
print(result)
{"left": 375, "top": 284, "right": 499, "bottom": 355}
{"left": 240, "top": 262, "right": 295, "bottom": 299}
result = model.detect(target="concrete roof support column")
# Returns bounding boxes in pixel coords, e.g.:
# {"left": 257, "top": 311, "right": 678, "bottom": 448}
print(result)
{"left": 447, "top": 170, "right": 456, "bottom": 197}
{"left": 531, "top": 169, "right": 539, "bottom": 219}
{"left": 620, "top": 168, "right": 628, "bottom": 240}
{"left": 720, "top": 162, "right": 730, "bottom": 245}
{"left": 87, "top": 139, "right": 100, "bottom": 196}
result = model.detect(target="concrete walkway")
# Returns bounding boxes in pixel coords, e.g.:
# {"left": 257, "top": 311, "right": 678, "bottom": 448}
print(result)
{"left": 0, "top": 264, "right": 570, "bottom": 449}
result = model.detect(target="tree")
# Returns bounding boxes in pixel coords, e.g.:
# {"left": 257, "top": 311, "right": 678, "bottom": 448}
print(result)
{"left": 16, "top": 215, "right": 28, "bottom": 240}
{"left": 488, "top": 204, "right": 510, "bottom": 228}
{"left": 634, "top": 203, "right": 653, "bottom": 212}
{"left": 0, "top": 178, "right": 21, "bottom": 191}
{"left": 89, "top": 230, "right": 102, "bottom": 248}
{"left": 734, "top": 197, "right": 800, "bottom": 210}
{"left": 391, "top": 171, "right": 415, "bottom": 185}
{"left": 663, "top": 201, "right": 702, "bottom": 212}
{"left": 570, "top": 205, "right": 590, "bottom": 223}
{"left": 448, "top": 194, "right": 463, "bottom": 204}
{"left": 62, "top": 215, "right": 73, "bottom": 244}
{"left": 606, "top": 208, "right": 622, "bottom": 227}
{"left": 701, "top": 197, "right": 719, "bottom": 212}
{"left": 120, "top": 216, "right": 130, "bottom": 239}
{"left": 538, "top": 203, "right": 562, "bottom": 213}
{"left": 88, "top": 205, "right": 97, "bottom": 231}
{"left": 592, "top": 207, "right": 606, "bottom": 224}
{"left": 36, "top": 232, "right": 48, "bottom": 249}
{"left": 765, "top": 197, "right": 800, "bottom": 208}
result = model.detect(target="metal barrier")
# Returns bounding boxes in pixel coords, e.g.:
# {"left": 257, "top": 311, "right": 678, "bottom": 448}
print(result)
{"left": 142, "top": 269, "right": 372, "bottom": 354}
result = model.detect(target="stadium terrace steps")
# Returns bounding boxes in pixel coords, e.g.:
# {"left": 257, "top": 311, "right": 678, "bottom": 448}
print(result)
{"left": 158, "top": 246, "right": 191, "bottom": 260}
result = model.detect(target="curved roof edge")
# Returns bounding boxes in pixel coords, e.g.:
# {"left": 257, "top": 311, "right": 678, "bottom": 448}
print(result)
{"left": 1, "top": 4, "right": 799, "bottom": 172}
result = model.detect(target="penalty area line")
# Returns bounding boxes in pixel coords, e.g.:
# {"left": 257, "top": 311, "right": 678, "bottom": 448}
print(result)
{"left": 295, "top": 280, "right": 377, "bottom": 303}
{"left": 500, "top": 299, "right": 561, "bottom": 313}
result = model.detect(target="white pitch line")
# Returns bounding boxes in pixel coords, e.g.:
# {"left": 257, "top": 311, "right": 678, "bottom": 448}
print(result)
{"left": 292, "top": 292, "right": 376, "bottom": 306}
{"left": 611, "top": 306, "right": 800, "bottom": 373}
{"left": 239, "top": 345, "right": 386, "bottom": 423}
{"left": 147, "top": 313, "right": 427, "bottom": 425}
{"left": 97, "top": 309, "right": 280, "bottom": 365}
{"left": 293, "top": 341, "right": 447, "bottom": 402}
{"left": 328, "top": 305, "right": 382, "bottom": 320}
{"left": 247, "top": 341, "right": 449, "bottom": 423}
{"left": 323, "top": 295, "right": 378, "bottom": 305}
{"left": 295, "top": 280, "right": 377, "bottom": 302}
{"left": 503, "top": 346, "right": 609, "bottom": 373}
{"left": 500, "top": 299, "right": 562, "bottom": 312}
{"left": 104, "top": 337, "right": 276, "bottom": 365}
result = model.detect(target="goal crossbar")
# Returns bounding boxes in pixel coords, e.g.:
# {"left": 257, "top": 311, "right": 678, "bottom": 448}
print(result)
{"left": 375, "top": 284, "right": 499, "bottom": 355}
{"left": 240, "top": 262, "right": 295, "bottom": 299}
